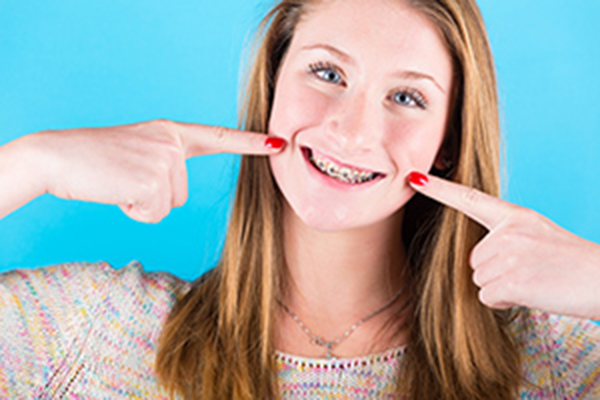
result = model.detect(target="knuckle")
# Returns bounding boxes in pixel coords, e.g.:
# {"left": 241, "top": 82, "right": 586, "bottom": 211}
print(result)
{"left": 155, "top": 159, "right": 172, "bottom": 174}
{"left": 469, "top": 248, "right": 479, "bottom": 268}
{"left": 211, "top": 125, "right": 231, "bottom": 146}
{"left": 174, "top": 194, "right": 188, "bottom": 208}
{"left": 139, "top": 177, "right": 162, "bottom": 198}
{"left": 462, "top": 188, "right": 481, "bottom": 208}
{"left": 153, "top": 119, "right": 182, "bottom": 146}
{"left": 519, "top": 208, "right": 541, "bottom": 224}
{"left": 136, "top": 120, "right": 152, "bottom": 129}
{"left": 148, "top": 141, "right": 183, "bottom": 168}
{"left": 156, "top": 209, "right": 170, "bottom": 223}
{"left": 478, "top": 288, "right": 488, "bottom": 305}
{"left": 504, "top": 279, "right": 522, "bottom": 306}
{"left": 484, "top": 284, "right": 505, "bottom": 307}
{"left": 178, "top": 186, "right": 189, "bottom": 206}
{"left": 472, "top": 268, "right": 483, "bottom": 286}
{"left": 163, "top": 141, "right": 183, "bottom": 158}
{"left": 479, "top": 286, "right": 496, "bottom": 306}
{"left": 506, "top": 254, "right": 519, "bottom": 269}
{"left": 504, "top": 270, "right": 524, "bottom": 299}
{"left": 153, "top": 118, "right": 173, "bottom": 130}
{"left": 136, "top": 201, "right": 168, "bottom": 224}
{"left": 480, "top": 287, "right": 509, "bottom": 309}
{"left": 121, "top": 201, "right": 163, "bottom": 224}
{"left": 496, "top": 230, "right": 514, "bottom": 247}
{"left": 143, "top": 213, "right": 163, "bottom": 224}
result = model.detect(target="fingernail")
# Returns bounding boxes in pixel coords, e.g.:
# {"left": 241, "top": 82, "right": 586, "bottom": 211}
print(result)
{"left": 408, "top": 171, "right": 429, "bottom": 186}
{"left": 264, "top": 137, "right": 286, "bottom": 150}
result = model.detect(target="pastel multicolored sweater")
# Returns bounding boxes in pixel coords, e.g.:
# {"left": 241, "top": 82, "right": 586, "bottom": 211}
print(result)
{"left": 1, "top": 260, "right": 599, "bottom": 398}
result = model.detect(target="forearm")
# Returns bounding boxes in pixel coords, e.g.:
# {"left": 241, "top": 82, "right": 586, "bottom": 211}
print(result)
{"left": 0, "top": 134, "right": 48, "bottom": 220}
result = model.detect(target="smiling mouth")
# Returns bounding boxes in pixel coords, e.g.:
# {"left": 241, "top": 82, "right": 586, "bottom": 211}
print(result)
{"left": 301, "top": 146, "right": 385, "bottom": 185}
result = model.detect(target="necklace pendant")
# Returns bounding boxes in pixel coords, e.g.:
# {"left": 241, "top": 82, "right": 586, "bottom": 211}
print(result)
{"left": 325, "top": 342, "right": 334, "bottom": 359}
{"left": 277, "top": 281, "right": 407, "bottom": 363}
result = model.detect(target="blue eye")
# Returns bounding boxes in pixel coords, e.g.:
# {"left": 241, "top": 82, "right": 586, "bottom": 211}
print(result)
{"left": 318, "top": 69, "right": 342, "bottom": 83}
{"left": 308, "top": 62, "right": 342, "bottom": 84}
{"left": 393, "top": 90, "right": 427, "bottom": 109}
{"left": 308, "top": 61, "right": 428, "bottom": 109}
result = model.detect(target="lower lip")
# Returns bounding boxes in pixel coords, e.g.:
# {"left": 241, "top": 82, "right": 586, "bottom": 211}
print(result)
{"left": 301, "top": 147, "right": 385, "bottom": 191}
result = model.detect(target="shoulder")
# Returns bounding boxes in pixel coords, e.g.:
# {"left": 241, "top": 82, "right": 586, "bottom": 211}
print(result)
{"left": 1, "top": 260, "right": 192, "bottom": 326}
{"left": 509, "top": 307, "right": 600, "bottom": 398}
{"left": 0, "top": 260, "right": 194, "bottom": 397}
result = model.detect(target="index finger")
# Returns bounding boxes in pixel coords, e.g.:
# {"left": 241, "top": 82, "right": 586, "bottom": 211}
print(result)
{"left": 407, "top": 171, "right": 517, "bottom": 231}
{"left": 173, "top": 121, "right": 287, "bottom": 159}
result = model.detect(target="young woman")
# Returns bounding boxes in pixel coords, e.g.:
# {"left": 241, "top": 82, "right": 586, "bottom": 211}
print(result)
{"left": 1, "top": 0, "right": 599, "bottom": 399}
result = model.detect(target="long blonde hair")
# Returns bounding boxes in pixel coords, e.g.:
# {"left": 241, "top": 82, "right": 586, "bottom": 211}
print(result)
{"left": 156, "top": 0, "right": 533, "bottom": 398}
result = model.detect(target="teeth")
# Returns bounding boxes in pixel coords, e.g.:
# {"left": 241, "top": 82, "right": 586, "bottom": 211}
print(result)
{"left": 309, "top": 151, "right": 377, "bottom": 184}
{"left": 339, "top": 167, "right": 351, "bottom": 180}
{"left": 327, "top": 164, "right": 338, "bottom": 176}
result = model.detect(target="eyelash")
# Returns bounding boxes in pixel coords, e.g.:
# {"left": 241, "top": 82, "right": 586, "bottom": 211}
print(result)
{"left": 307, "top": 61, "right": 428, "bottom": 109}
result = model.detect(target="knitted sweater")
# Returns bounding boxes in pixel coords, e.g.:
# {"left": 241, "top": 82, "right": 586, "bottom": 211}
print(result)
{"left": 1, "top": 260, "right": 599, "bottom": 399}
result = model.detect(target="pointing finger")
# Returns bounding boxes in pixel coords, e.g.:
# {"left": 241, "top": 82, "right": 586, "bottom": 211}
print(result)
{"left": 406, "top": 171, "right": 517, "bottom": 231}
{"left": 172, "top": 121, "right": 287, "bottom": 159}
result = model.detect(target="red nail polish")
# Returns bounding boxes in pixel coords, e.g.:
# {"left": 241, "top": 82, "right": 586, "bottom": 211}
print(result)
{"left": 408, "top": 171, "right": 428, "bottom": 186}
{"left": 265, "top": 137, "right": 286, "bottom": 150}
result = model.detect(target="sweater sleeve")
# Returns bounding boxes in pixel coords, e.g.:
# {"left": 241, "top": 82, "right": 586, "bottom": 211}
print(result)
{"left": 0, "top": 261, "right": 116, "bottom": 396}
{"left": 544, "top": 311, "right": 600, "bottom": 398}
{"left": 516, "top": 308, "right": 600, "bottom": 398}
{"left": 0, "top": 260, "right": 189, "bottom": 398}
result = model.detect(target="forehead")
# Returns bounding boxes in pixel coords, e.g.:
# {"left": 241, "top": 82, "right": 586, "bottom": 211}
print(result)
{"left": 290, "top": 0, "right": 453, "bottom": 86}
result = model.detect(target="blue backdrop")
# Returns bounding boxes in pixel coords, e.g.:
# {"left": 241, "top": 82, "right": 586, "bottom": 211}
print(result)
{"left": 1, "top": 1, "right": 599, "bottom": 285}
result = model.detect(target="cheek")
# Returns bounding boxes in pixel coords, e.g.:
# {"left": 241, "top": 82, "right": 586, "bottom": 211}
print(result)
{"left": 269, "top": 78, "right": 330, "bottom": 138}
{"left": 384, "top": 119, "right": 446, "bottom": 172}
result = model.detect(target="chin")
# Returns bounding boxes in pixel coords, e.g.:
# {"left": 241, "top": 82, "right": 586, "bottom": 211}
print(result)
{"left": 284, "top": 196, "right": 403, "bottom": 233}
{"left": 270, "top": 150, "right": 412, "bottom": 232}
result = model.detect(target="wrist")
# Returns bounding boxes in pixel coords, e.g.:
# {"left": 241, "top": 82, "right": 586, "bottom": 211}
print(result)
{"left": 11, "top": 133, "right": 52, "bottom": 198}
{"left": 0, "top": 133, "right": 51, "bottom": 219}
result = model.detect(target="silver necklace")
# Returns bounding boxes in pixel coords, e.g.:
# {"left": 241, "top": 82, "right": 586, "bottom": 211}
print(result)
{"left": 276, "top": 282, "right": 407, "bottom": 360}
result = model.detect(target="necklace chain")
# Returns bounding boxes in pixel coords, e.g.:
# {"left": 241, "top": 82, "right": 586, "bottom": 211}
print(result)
{"left": 276, "top": 282, "right": 407, "bottom": 360}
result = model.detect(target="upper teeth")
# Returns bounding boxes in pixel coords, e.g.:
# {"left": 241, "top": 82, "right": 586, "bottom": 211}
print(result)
{"left": 310, "top": 153, "right": 377, "bottom": 184}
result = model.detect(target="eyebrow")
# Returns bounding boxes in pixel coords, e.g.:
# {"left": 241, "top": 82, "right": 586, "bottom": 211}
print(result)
{"left": 301, "top": 43, "right": 447, "bottom": 94}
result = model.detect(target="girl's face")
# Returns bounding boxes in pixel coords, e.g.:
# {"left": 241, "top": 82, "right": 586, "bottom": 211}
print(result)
{"left": 268, "top": 0, "right": 453, "bottom": 231}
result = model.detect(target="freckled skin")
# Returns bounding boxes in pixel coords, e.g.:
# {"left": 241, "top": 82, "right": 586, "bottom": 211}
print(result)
{"left": 268, "top": 0, "right": 454, "bottom": 232}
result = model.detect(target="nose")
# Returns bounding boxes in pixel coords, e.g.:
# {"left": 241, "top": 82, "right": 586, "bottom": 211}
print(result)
{"left": 325, "top": 90, "right": 381, "bottom": 154}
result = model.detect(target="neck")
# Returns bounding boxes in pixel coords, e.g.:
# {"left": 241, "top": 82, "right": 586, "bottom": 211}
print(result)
{"left": 276, "top": 201, "right": 410, "bottom": 356}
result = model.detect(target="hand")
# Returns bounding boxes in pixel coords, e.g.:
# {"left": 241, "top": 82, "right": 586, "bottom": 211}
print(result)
{"left": 407, "top": 171, "right": 600, "bottom": 320}
{"left": 28, "top": 119, "right": 286, "bottom": 223}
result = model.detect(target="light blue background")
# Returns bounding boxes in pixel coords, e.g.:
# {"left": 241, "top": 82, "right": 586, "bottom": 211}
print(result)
{"left": 0, "top": 1, "right": 599, "bottom": 286}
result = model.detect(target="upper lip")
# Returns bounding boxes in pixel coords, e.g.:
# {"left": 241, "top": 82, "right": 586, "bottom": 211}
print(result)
{"left": 303, "top": 146, "right": 386, "bottom": 176}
